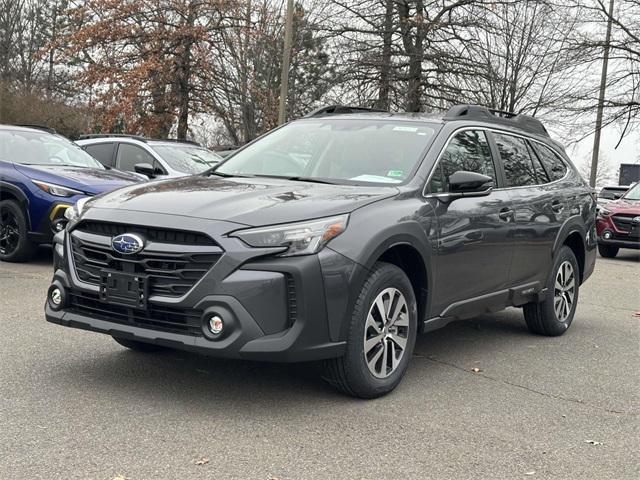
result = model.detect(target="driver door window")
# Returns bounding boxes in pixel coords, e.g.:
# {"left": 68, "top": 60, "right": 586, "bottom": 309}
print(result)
{"left": 429, "top": 130, "right": 496, "bottom": 193}
{"left": 115, "top": 144, "right": 156, "bottom": 172}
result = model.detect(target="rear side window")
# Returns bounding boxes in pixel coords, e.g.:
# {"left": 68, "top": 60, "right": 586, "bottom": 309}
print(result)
{"left": 84, "top": 143, "right": 115, "bottom": 167}
{"left": 429, "top": 130, "right": 496, "bottom": 193}
{"left": 493, "top": 133, "right": 537, "bottom": 187}
{"left": 116, "top": 144, "right": 155, "bottom": 172}
{"left": 531, "top": 143, "right": 567, "bottom": 181}
{"left": 527, "top": 142, "right": 550, "bottom": 183}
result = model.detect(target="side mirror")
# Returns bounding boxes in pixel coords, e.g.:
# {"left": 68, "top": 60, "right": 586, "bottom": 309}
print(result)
{"left": 613, "top": 192, "right": 623, "bottom": 199}
{"left": 134, "top": 162, "right": 156, "bottom": 178}
{"left": 447, "top": 171, "right": 494, "bottom": 198}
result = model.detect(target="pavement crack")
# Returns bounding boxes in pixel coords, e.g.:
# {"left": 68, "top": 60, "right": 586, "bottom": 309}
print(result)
{"left": 418, "top": 355, "right": 636, "bottom": 416}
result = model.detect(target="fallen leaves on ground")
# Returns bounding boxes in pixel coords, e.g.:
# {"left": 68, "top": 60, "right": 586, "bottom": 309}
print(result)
{"left": 584, "top": 440, "right": 603, "bottom": 445}
{"left": 195, "top": 458, "right": 210, "bottom": 466}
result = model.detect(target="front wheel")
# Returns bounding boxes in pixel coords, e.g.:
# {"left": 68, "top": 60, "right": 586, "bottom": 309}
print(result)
{"left": 523, "top": 246, "right": 579, "bottom": 336}
{"left": 322, "top": 262, "right": 418, "bottom": 398}
{"left": 0, "top": 200, "right": 37, "bottom": 262}
{"left": 598, "top": 244, "right": 619, "bottom": 258}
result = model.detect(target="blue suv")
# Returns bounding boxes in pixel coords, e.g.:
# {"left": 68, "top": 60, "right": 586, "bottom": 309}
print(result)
{"left": 0, "top": 125, "right": 142, "bottom": 262}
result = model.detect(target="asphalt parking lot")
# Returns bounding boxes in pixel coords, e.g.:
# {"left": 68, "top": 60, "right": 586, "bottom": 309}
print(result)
{"left": 1, "top": 248, "right": 638, "bottom": 480}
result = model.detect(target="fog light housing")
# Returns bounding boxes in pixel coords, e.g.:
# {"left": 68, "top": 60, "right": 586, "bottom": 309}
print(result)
{"left": 603, "top": 231, "right": 612, "bottom": 240}
{"left": 208, "top": 315, "right": 224, "bottom": 335}
{"left": 48, "top": 284, "right": 66, "bottom": 311}
{"left": 53, "top": 220, "right": 66, "bottom": 232}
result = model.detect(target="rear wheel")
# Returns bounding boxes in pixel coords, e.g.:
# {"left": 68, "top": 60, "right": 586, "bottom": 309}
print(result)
{"left": 0, "top": 200, "right": 36, "bottom": 263}
{"left": 598, "top": 244, "right": 619, "bottom": 258}
{"left": 322, "top": 262, "right": 417, "bottom": 398}
{"left": 523, "top": 246, "right": 579, "bottom": 336}
{"left": 112, "top": 336, "right": 166, "bottom": 353}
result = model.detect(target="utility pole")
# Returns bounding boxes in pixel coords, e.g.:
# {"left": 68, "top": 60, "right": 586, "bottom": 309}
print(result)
{"left": 590, "top": 0, "right": 615, "bottom": 188}
{"left": 278, "top": 0, "right": 294, "bottom": 125}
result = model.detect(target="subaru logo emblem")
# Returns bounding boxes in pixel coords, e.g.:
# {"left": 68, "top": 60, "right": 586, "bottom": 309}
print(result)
{"left": 633, "top": 216, "right": 640, "bottom": 224}
{"left": 111, "top": 233, "right": 144, "bottom": 255}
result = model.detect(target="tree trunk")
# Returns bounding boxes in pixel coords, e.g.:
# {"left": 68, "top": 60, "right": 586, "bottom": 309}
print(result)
{"left": 376, "top": 0, "right": 394, "bottom": 110}
{"left": 398, "top": 0, "right": 424, "bottom": 112}
{"left": 176, "top": 7, "right": 195, "bottom": 140}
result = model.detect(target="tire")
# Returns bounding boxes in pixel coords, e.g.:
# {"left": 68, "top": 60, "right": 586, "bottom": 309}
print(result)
{"left": 598, "top": 244, "right": 619, "bottom": 258}
{"left": 112, "top": 336, "right": 166, "bottom": 353}
{"left": 321, "top": 262, "right": 418, "bottom": 399}
{"left": 0, "top": 200, "right": 37, "bottom": 263}
{"left": 523, "top": 246, "right": 579, "bottom": 336}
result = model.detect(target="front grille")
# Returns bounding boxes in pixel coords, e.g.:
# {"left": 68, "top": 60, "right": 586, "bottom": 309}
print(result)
{"left": 70, "top": 222, "right": 223, "bottom": 297}
{"left": 612, "top": 214, "right": 638, "bottom": 234}
{"left": 78, "top": 221, "right": 215, "bottom": 245}
{"left": 68, "top": 291, "right": 203, "bottom": 336}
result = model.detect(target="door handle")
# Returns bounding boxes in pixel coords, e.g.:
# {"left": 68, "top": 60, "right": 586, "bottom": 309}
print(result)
{"left": 551, "top": 201, "right": 564, "bottom": 213}
{"left": 498, "top": 208, "right": 514, "bottom": 221}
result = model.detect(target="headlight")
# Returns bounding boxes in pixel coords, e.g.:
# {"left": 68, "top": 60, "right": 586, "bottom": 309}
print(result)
{"left": 231, "top": 214, "right": 349, "bottom": 257}
{"left": 598, "top": 207, "right": 612, "bottom": 218}
{"left": 32, "top": 180, "right": 84, "bottom": 197}
{"left": 64, "top": 197, "right": 91, "bottom": 223}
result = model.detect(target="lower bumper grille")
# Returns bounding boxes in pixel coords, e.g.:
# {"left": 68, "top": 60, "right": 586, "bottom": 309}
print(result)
{"left": 68, "top": 291, "right": 204, "bottom": 336}
{"left": 612, "top": 214, "right": 638, "bottom": 234}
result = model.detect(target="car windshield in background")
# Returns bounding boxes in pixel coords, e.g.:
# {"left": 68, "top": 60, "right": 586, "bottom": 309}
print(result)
{"left": 153, "top": 144, "right": 222, "bottom": 174}
{"left": 0, "top": 130, "right": 104, "bottom": 169}
{"left": 215, "top": 119, "right": 437, "bottom": 185}
{"left": 623, "top": 183, "right": 640, "bottom": 200}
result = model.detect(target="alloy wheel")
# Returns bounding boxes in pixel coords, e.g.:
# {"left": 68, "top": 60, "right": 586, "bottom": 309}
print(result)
{"left": 0, "top": 208, "right": 20, "bottom": 256}
{"left": 363, "top": 287, "right": 410, "bottom": 378}
{"left": 554, "top": 260, "right": 575, "bottom": 322}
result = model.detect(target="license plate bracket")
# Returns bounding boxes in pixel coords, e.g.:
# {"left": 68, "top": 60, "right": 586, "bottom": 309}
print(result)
{"left": 100, "top": 270, "right": 147, "bottom": 309}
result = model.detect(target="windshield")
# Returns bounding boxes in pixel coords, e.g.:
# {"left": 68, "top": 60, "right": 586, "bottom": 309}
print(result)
{"left": 623, "top": 183, "right": 640, "bottom": 200}
{"left": 0, "top": 130, "right": 104, "bottom": 168}
{"left": 153, "top": 144, "right": 222, "bottom": 174}
{"left": 215, "top": 119, "right": 437, "bottom": 185}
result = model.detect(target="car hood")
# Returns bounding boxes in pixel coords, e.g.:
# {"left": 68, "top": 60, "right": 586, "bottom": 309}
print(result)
{"left": 15, "top": 164, "right": 142, "bottom": 194}
{"left": 604, "top": 199, "right": 640, "bottom": 215}
{"left": 88, "top": 175, "right": 399, "bottom": 226}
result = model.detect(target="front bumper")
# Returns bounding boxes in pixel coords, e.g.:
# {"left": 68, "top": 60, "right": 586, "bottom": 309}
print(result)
{"left": 596, "top": 217, "right": 640, "bottom": 250}
{"left": 29, "top": 202, "right": 73, "bottom": 243}
{"left": 44, "top": 210, "right": 358, "bottom": 362}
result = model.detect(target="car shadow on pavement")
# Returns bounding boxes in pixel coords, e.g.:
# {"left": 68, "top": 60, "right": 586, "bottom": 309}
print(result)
{"left": 606, "top": 250, "right": 640, "bottom": 262}
{"left": 53, "top": 310, "right": 533, "bottom": 410}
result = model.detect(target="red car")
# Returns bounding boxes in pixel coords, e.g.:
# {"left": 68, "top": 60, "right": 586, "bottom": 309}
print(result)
{"left": 596, "top": 182, "right": 640, "bottom": 257}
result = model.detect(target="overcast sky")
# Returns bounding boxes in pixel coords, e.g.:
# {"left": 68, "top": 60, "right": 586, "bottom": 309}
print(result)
{"left": 569, "top": 125, "right": 640, "bottom": 183}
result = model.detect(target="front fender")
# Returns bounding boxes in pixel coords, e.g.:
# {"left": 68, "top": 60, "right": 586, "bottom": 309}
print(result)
{"left": 326, "top": 198, "right": 436, "bottom": 340}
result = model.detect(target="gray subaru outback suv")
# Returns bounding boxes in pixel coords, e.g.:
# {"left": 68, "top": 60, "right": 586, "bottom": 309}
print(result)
{"left": 45, "top": 105, "right": 596, "bottom": 398}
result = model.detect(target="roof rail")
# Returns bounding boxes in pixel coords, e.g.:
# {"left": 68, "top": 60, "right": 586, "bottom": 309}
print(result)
{"left": 443, "top": 105, "right": 549, "bottom": 138}
{"left": 304, "top": 105, "right": 387, "bottom": 118}
{"left": 78, "top": 133, "right": 148, "bottom": 142}
{"left": 150, "top": 138, "right": 201, "bottom": 147}
{"left": 14, "top": 124, "right": 57, "bottom": 135}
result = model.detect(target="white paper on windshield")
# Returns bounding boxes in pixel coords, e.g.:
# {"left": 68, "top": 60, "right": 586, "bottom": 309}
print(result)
{"left": 350, "top": 175, "right": 402, "bottom": 183}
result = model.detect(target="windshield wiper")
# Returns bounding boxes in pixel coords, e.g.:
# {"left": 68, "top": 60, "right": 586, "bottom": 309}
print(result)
{"left": 207, "top": 171, "right": 255, "bottom": 178}
{"left": 255, "top": 175, "right": 337, "bottom": 185}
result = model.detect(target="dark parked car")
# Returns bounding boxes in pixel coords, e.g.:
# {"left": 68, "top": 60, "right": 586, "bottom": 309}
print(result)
{"left": 596, "top": 182, "right": 640, "bottom": 257}
{"left": 0, "top": 125, "right": 142, "bottom": 262}
{"left": 596, "top": 185, "right": 629, "bottom": 212}
{"left": 77, "top": 135, "right": 222, "bottom": 179}
{"left": 45, "top": 105, "right": 596, "bottom": 398}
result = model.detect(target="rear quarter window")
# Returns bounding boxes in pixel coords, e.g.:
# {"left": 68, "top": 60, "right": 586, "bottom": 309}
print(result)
{"left": 531, "top": 143, "right": 567, "bottom": 182}
{"left": 84, "top": 143, "right": 115, "bottom": 167}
